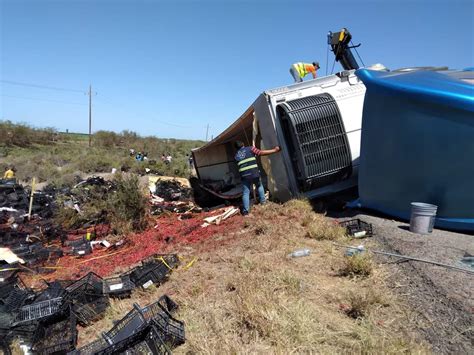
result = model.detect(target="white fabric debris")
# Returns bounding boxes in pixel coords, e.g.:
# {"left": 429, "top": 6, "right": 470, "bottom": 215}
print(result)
{"left": 0, "top": 247, "right": 25, "bottom": 264}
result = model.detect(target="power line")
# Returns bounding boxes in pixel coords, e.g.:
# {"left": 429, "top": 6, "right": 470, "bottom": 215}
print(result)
{"left": 1, "top": 94, "right": 87, "bottom": 106}
{"left": 0, "top": 80, "right": 85, "bottom": 93}
{"left": 94, "top": 96, "right": 192, "bottom": 128}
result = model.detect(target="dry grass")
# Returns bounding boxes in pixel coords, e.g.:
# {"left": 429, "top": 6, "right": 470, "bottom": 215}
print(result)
{"left": 342, "top": 288, "right": 389, "bottom": 319}
{"left": 339, "top": 253, "right": 374, "bottom": 278}
{"left": 76, "top": 200, "right": 429, "bottom": 354}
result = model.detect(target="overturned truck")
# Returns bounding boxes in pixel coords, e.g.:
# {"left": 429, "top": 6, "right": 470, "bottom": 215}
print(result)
{"left": 192, "top": 29, "right": 366, "bottom": 202}
{"left": 193, "top": 73, "right": 366, "bottom": 203}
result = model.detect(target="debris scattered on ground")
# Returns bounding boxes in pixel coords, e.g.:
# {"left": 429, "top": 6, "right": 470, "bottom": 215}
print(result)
{"left": 202, "top": 207, "right": 240, "bottom": 227}
{"left": 76, "top": 295, "right": 185, "bottom": 354}
{"left": 0, "top": 254, "right": 179, "bottom": 351}
{"left": 0, "top": 174, "right": 241, "bottom": 353}
{"left": 333, "top": 242, "right": 474, "bottom": 274}
{"left": 339, "top": 218, "right": 373, "bottom": 238}
{"left": 460, "top": 253, "right": 473, "bottom": 269}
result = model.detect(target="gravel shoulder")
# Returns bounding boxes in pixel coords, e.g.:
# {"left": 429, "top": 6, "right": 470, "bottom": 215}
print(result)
{"left": 331, "top": 210, "right": 474, "bottom": 353}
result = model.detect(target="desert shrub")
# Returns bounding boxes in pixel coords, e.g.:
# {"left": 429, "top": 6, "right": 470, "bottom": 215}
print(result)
{"left": 0, "top": 120, "right": 57, "bottom": 147}
{"left": 339, "top": 253, "right": 373, "bottom": 278}
{"left": 305, "top": 216, "right": 346, "bottom": 240}
{"left": 343, "top": 289, "right": 388, "bottom": 319}
{"left": 94, "top": 130, "right": 119, "bottom": 148}
{"left": 106, "top": 174, "right": 148, "bottom": 233}
{"left": 73, "top": 151, "right": 117, "bottom": 173}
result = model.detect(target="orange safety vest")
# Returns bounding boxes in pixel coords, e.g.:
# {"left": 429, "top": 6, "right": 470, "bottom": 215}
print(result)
{"left": 293, "top": 62, "right": 314, "bottom": 78}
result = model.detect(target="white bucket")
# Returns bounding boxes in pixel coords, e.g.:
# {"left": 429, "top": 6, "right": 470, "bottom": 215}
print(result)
{"left": 111, "top": 168, "right": 117, "bottom": 174}
{"left": 409, "top": 202, "right": 438, "bottom": 234}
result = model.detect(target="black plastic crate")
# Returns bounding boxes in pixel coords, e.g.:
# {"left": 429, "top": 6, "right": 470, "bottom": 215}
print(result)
{"left": 35, "top": 281, "right": 67, "bottom": 302}
{"left": 156, "top": 295, "right": 178, "bottom": 314}
{"left": 66, "top": 272, "right": 104, "bottom": 296}
{"left": 52, "top": 279, "right": 75, "bottom": 289}
{"left": 65, "top": 273, "right": 109, "bottom": 326}
{"left": 103, "top": 275, "right": 135, "bottom": 297}
{"left": 8, "top": 321, "right": 38, "bottom": 343}
{"left": 72, "top": 296, "right": 109, "bottom": 326}
{"left": 32, "top": 308, "right": 77, "bottom": 354}
{"left": 13, "top": 297, "right": 63, "bottom": 325}
{"left": 98, "top": 323, "right": 171, "bottom": 355}
{"left": 129, "top": 260, "right": 173, "bottom": 289}
{"left": 0, "top": 304, "right": 13, "bottom": 330}
{"left": 64, "top": 236, "right": 87, "bottom": 248}
{"left": 72, "top": 243, "right": 92, "bottom": 257}
{"left": 0, "top": 275, "right": 18, "bottom": 301}
{"left": 142, "top": 254, "right": 179, "bottom": 268}
{"left": 103, "top": 304, "right": 147, "bottom": 345}
{"left": 2, "top": 284, "right": 34, "bottom": 312}
{"left": 339, "top": 219, "right": 373, "bottom": 238}
{"left": 141, "top": 301, "right": 185, "bottom": 347}
{"left": 75, "top": 337, "right": 109, "bottom": 355}
{"left": 129, "top": 263, "right": 167, "bottom": 289}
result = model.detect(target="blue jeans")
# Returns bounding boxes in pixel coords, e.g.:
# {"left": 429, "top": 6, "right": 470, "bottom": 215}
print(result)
{"left": 242, "top": 177, "right": 266, "bottom": 214}
{"left": 289, "top": 66, "right": 303, "bottom": 82}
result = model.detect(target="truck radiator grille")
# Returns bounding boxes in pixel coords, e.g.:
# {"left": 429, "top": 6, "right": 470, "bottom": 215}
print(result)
{"left": 277, "top": 93, "right": 352, "bottom": 191}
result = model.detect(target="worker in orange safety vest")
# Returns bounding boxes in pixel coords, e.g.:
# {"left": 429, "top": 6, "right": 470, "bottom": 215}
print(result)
{"left": 289, "top": 62, "right": 320, "bottom": 82}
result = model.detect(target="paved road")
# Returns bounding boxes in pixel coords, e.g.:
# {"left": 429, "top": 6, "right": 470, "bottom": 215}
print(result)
{"left": 332, "top": 209, "right": 473, "bottom": 353}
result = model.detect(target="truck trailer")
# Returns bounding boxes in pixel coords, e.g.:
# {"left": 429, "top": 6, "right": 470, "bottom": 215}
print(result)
{"left": 192, "top": 29, "right": 368, "bottom": 203}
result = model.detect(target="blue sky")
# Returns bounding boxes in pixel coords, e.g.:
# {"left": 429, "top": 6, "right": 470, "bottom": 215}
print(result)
{"left": 1, "top": 0, "right": 473, "bottom": 140}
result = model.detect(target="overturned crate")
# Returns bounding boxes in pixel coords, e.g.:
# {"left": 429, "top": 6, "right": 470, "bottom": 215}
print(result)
{"left": 339, "top": 218, "right": 373, "bottom": 238}
{"left": 130, "top": 254, "right": 178, "bottom": 289}
{"left": 32, "top": 308, "right": 77, "bottom": 354}
{"left": 76, "top": 296, "right": 184, "bottom": 354}
{"left": 103, "top": 275, "right": 135, "bottom": 298}
{"left": 99, "top": 323, "right": 171, "bottom": 355}
{"left": 1, "top": 280, "right": 35, "bottom": 313}
{"left": 141, "top": 300, "right": 185, "bottom": 347}
{"left": 102, "top": 304, "right": 148, "bottom": 345}
{"left": 12, "top": 297, "right": 64, "bottom": 325}
{"left": 65, "top": 272, "right": 109, "bottom": 326}
{"left": 74, "top": 337, "right": 109, "bottom": 355}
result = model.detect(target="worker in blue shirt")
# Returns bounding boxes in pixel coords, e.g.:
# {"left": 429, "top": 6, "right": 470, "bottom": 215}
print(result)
{"left": 234, "top": 141, "right": 281, "bottom": 215}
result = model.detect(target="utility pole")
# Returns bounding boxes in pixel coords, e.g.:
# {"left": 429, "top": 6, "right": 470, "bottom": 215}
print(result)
{"left": 205, "top": 124, "right": 209, "bottom": 141}
{"left": 88, "top": 84, "right": 92, "bottom": 147}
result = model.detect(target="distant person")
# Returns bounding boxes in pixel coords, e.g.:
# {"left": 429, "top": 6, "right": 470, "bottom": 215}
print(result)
{"left": 289, "top": 62, "right": 320, "bottom": 83}
{"left": 129, "top": 148, "right": 135, "bottom": 157}
{"left": 187, "top": 154, "right": 194, "bottom": 169}
{"left": 143, "top": 152, "right": 148, "bottom": 161}
{"left": 3, "top": 166, "right": 15, "bottom": 179}
{"left": 234, "top": 141, "right": 281, "bottom": 216}
{"left": 161, "top": 154, "right": 166, "bottom": 163}
{"left": 135, "top": 152, "right": 143, "bottom": 161}
{"left": 3, "top": 166, "right": 16, "bottom": 184}
{"left": 166, "top": 154, "right": 172, "bottom": 164}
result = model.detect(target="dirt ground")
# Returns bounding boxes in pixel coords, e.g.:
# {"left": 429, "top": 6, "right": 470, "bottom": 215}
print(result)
{"left": 75, "top": 201, "right": 430, "bottom": 353}
{"left": 330, "top": 209, "right": 474, "bottom": 353}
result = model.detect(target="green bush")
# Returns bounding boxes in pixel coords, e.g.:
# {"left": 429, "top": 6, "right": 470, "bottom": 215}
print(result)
{"left": 107, "top": 174, "right": 148, "bottom": 233}
{"left": 93, "top": 131, "right": 119, "bottom": 148}
{"left": 0, "top": 122, "right": 204, "bottom": 182}
{"left": 339, "top": 253, "right": 374, "bottom": 278}
{"left": 0, "top": 120, "right": 56, "bottom": 147}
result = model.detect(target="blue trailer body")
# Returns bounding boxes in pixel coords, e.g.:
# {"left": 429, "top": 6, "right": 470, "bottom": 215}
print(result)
{"left": 355, "top": 68, "right": 474, "bottom": 231}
